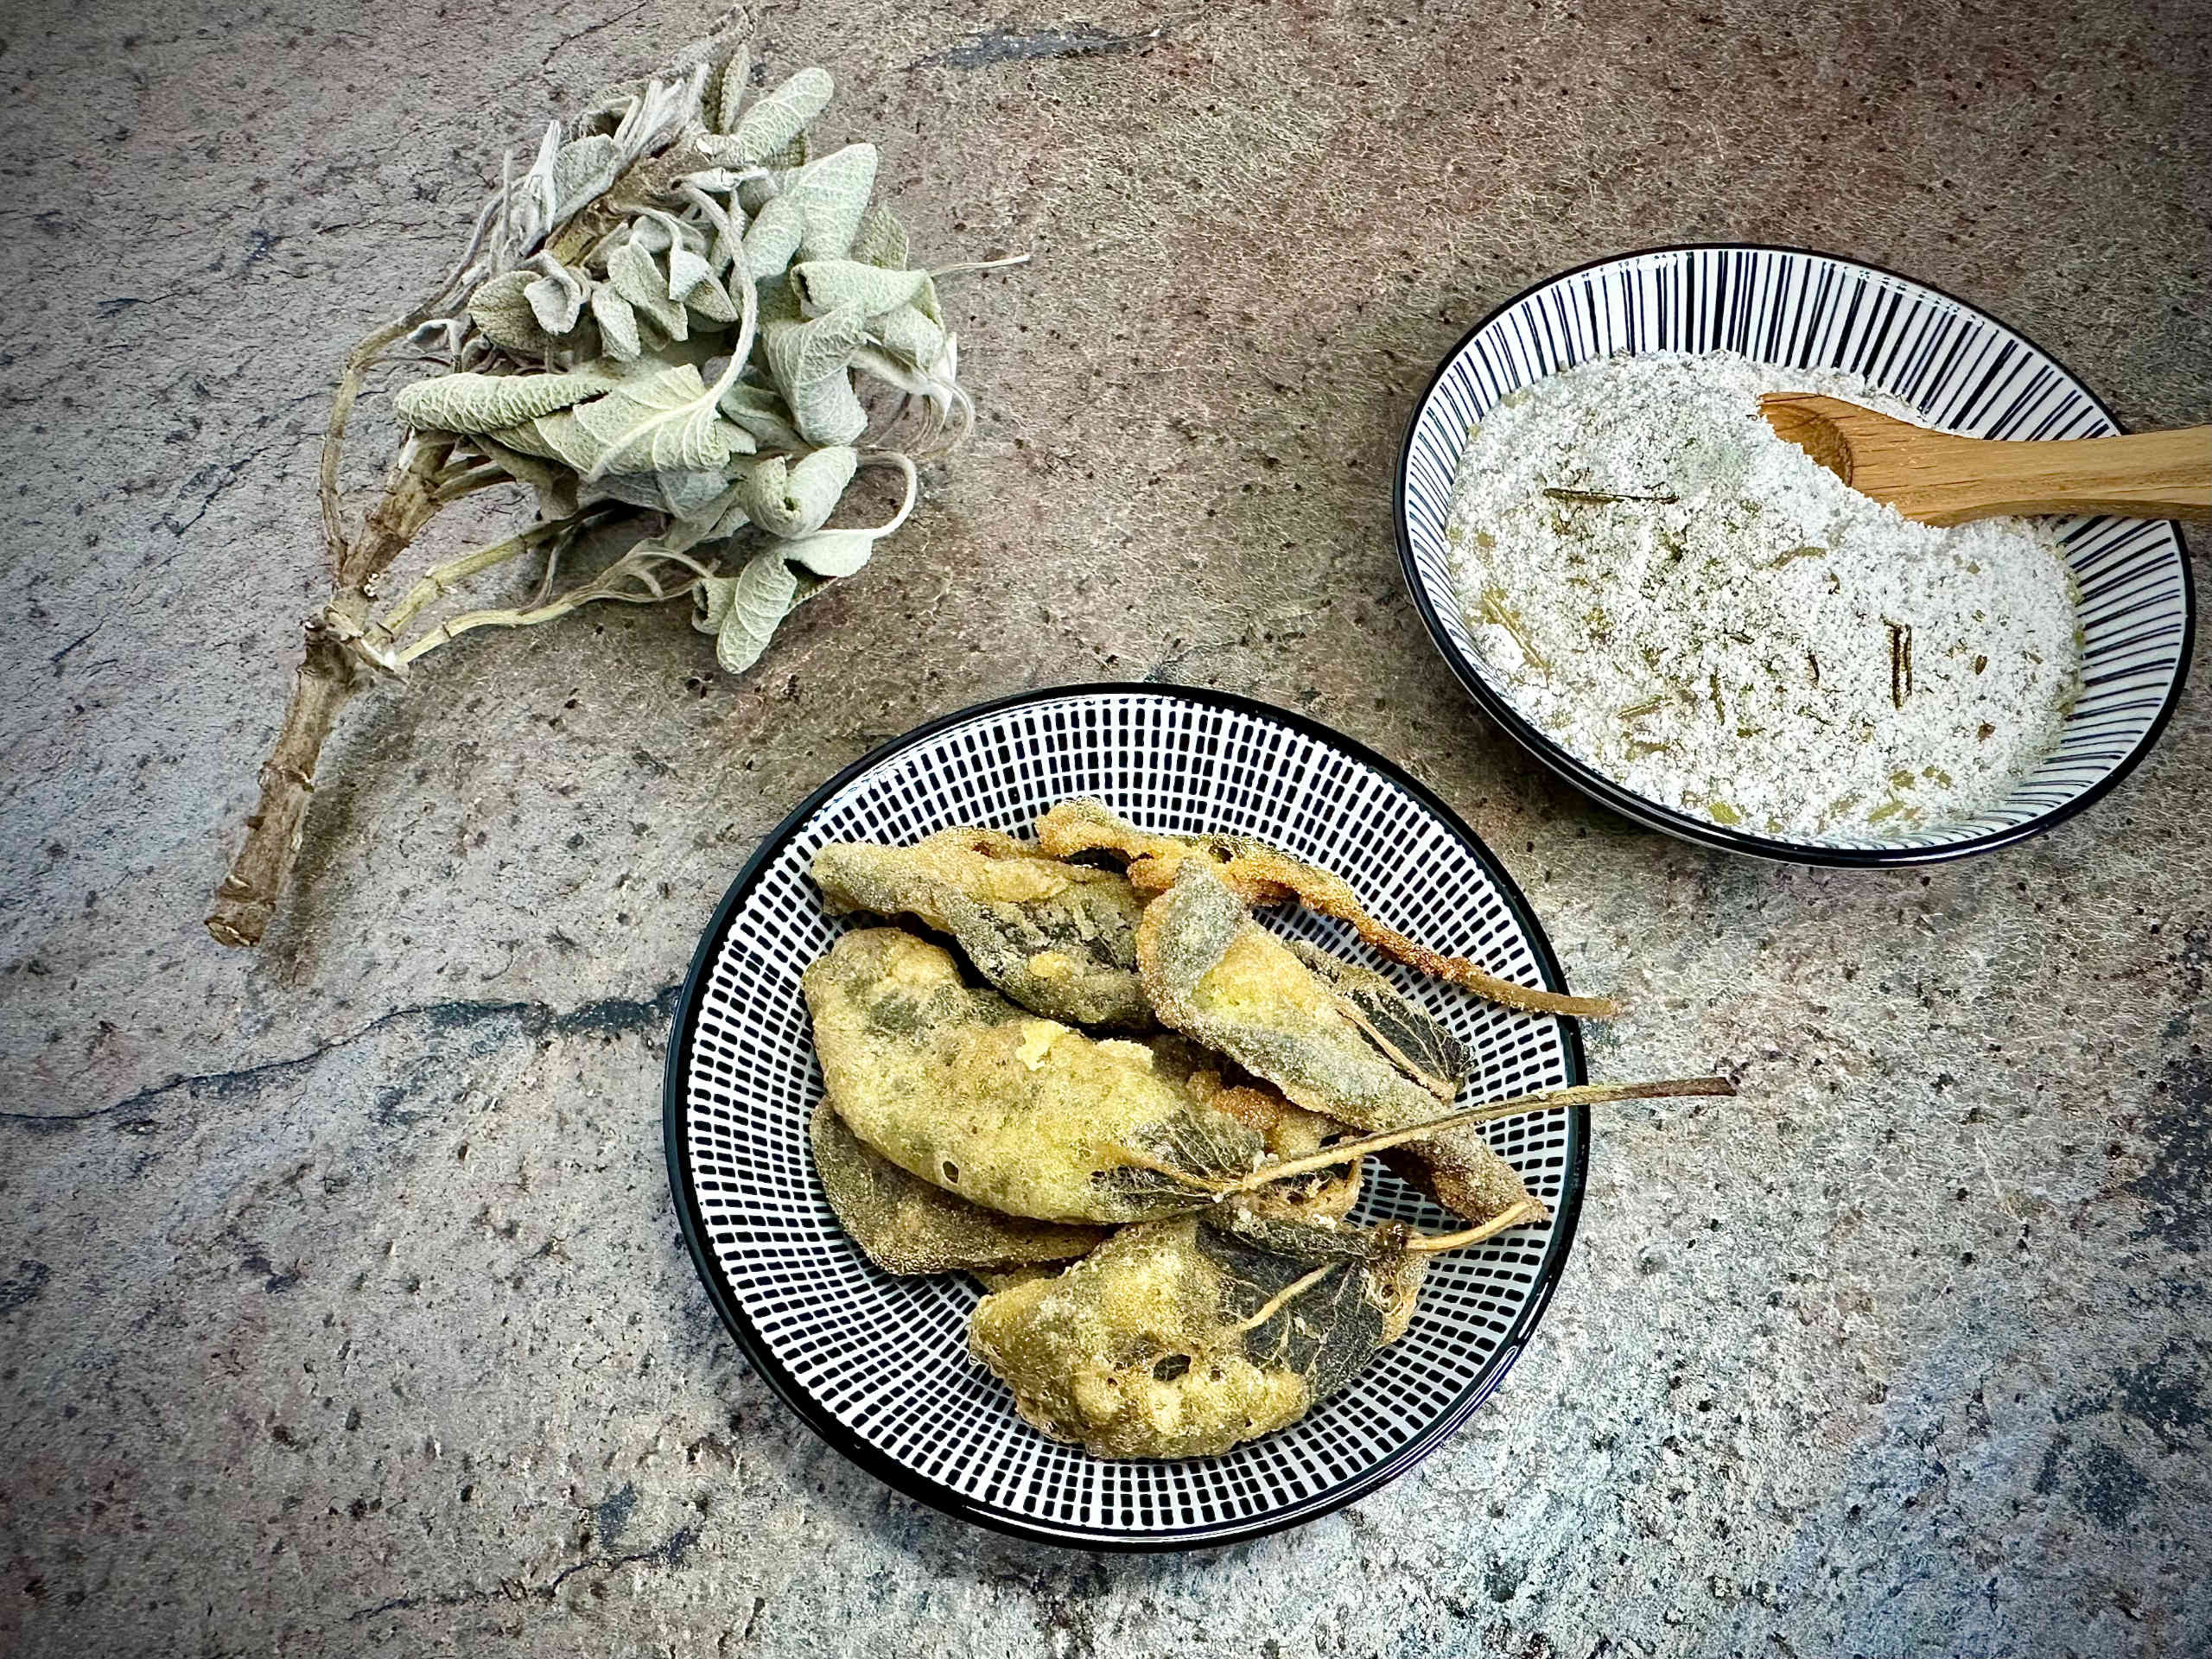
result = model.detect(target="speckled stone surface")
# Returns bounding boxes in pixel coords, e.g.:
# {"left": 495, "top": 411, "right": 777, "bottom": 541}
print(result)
{"left": 2, "top": 1, "right": 2207, "bottom": 1654}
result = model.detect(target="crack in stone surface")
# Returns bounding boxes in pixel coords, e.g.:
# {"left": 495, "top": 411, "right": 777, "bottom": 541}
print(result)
{"left": 346, "top": 1523, "right": 702, "bottom": 1623}
{"left": 1, "top": 985, "right": 682, "bottom": 1129}
{"left": 915, "top": 22, "right": 1165, "bottom": 71}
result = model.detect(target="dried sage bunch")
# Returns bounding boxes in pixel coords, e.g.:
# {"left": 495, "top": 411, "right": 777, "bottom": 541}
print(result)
{"left": 207, "top": 38, "right": 1020, "bottom": 947}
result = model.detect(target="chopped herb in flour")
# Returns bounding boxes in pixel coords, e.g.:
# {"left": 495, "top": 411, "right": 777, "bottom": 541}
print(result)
{"left": 1444, "top": 352, "right": 2081, "bottom": 841}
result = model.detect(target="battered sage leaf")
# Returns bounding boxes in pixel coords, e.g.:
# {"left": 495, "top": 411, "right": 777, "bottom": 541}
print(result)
{"left": 810, "top": 1102, "right": 1109, "bottom": 1275}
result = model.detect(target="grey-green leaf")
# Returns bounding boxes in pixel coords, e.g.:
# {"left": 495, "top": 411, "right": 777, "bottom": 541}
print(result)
{"left": 394, "top": 370, "right": 612, "bottom": 435}
{"left": 551, "top": 135, "right": 623, "bottom": 218}
{"left": 874, "top": 304, "right": 946, "bottom": 369}
{"left": 911, "top": 271, "right": 943, "bottom": 326}
{"left": 849, "top": 203, "right": 908, "bottom": 270}
{"left": 784, "top": 143, "right": 879, "bottom": 261}
{"left": 717, "top": 379, "right": 807, "bottom": 451}
{"left": 741, "top": 195, "right": 805, "bottom": 284}
{"left": 780, "top": 526, "right": 876, "bottom": 578}
{"left": 745, "top": 445, "right": 858, "bottom": 537}
{"left": 850, "top": 343, "right": 937, "bottom": 398}
{"left": 765, "top": 302, "right": 868, "bottom": 445}
{"left": 582, "top": 464, "right": 734, "bottom": 520}
{"left": 667, "top": 240, "right": 714, "bottom": 301}
{"left": 692, "top": 572, "right": 735, "bottom": 635}
{"left": 684, "top": 269, "right": 741, "bottom": 324}
{"left": 731, "top": 66, "right": 832, "bottom": 164}
{"left": 707, "top": 45, "right": 750, "bottom": 136}
{"left": 589, "top": 285, "right": 642, "bottom": 361}
{"left": 524, "top": 258, "right": 586, "bottom": 334}
{"left": 564, "top": 362, "right": 738, "bottom": 480}
{"left": 791, "top": 259, "right": 929, "bottom": 319}
{"left": 468, "top": 270, "right": 552, "bottom": 355}
{"left": 512, "top": 408, "right": 598, "bottom": 474}
{"left": 470, "top": 434, "right": 579, "bottom": 520}
{"left": 607, "top": 240, "right": 689, "bottom": 341}
{"left": 718, "top": 547, "right": 798, "bottom": 673}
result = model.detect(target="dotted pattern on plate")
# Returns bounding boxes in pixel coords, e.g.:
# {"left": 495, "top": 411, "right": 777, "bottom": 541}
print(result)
{"left": 669, "top": 687, "right": 1587, "bottom": 1548}
{"left": 1399, "top": 245, "right": 2191, "bottom": 859}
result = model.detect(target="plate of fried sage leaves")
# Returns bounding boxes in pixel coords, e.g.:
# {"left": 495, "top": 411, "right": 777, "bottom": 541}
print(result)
{"left": 665, "top": 683, "right": 1601, "bottom": 1548}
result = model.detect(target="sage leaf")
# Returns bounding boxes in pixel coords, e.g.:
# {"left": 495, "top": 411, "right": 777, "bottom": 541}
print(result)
{"left": 791, "top": 259, "right": 929, "bottom": 319}
{"left": 582, "top": 464, "right": 734, "bottom": 520}
{"left": 589, "top": 285, "right": 643, "bottom": 362}
{"left": 516, "top": 407, "right": 597, "bottom": 474}
{"left": 850, "top": 343, "right": 937, "bottom": 399}
{"left": 745, "top": 445, "right": 858, "bottom": 537}
{"left": 683, "top": 269, "right": 741, "bottom": 323}
{"left": 780, "top": 526, "right": 876, "bottom": 579}
{"left": 692, "top": 573, "right": 735, "bottom": 635}
{"left": 731, "top": 66, "right": 832, "bottom": 163}
{"left": 912, "top": 271, "right": 943, "bottom": 325}
{"left": 551, "top": 135, "right": 622, "bottom": 219}
{"left": 395, "top": 369, "right": 612, "bottom": 435}
{"left": 667, "top": 243, "right": 715, "bottom": 301}
{"left": 566, "top": 362, "right": 739, "bottom": 480}
{"left": 607, "top": 239, "right": 689, "bottom": 341}
{"left": 849, "top": 203, "right": 908, "bottom": 270}
{"left": 741, "top": 194, "right": 804, "bottom": 283}
{"left": 707, "top": 45, "right": 750, "bottom": 135}
{"left": 1195, "top": 1211, "right": 1404, "bottom": 1410}
{"left": 734, "top": 173, "right": 779, "bottom": 218}
{"left": 717, "top": 379, "right": 807, "bottom": 450}
{"left": 471, "top": 434, "right": 579, "bottom": 519}
{"left": 784, "top": 143, "right": 879, "bottom": 260}
{"left": 754, "top": 272, "right": 805, "bottom": 329}
{"left": 524, "top": 256, "right": 587, "bottom": 334}
{"left": 874, "top": 303, "right": 945, "bottom": 369}
{"left": 468, "top": 270, "right": 553, "bottom": 355}
{"left": 765, "top": 301, "right": 868, "bottom": 444}
{"left": 718, "top": 546, "right": 798, "bottom": 673}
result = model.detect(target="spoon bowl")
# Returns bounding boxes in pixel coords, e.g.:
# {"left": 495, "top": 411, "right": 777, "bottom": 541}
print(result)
{"left": 1759, "top": 393, "right": 2209, "bottom": 526}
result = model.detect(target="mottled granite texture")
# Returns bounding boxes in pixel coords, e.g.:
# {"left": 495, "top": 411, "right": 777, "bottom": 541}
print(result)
{"left": 2, "top": 1, "right": 2207, "bottom": 1654}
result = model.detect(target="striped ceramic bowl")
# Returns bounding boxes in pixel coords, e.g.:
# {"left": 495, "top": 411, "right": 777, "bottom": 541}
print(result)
{"left": 1395, "top": 245, "right": 2195, "bottom": 865}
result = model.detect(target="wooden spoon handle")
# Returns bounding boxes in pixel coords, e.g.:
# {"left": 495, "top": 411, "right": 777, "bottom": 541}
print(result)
{"left": 1864, "top": 423, "right": 2210, "bottom": 526}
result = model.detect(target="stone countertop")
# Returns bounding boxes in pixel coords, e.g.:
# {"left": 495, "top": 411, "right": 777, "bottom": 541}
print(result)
{"left": 2, "top": 1, "right": 2206, "bottom": 1654}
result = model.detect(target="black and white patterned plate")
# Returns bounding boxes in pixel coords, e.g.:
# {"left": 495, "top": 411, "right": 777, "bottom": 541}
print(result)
{"left": 1396, "top": 245, "right": 2195, "bottom": 864}
{"left": 664, "top": 684, "right": 1590, "bottom": 1549}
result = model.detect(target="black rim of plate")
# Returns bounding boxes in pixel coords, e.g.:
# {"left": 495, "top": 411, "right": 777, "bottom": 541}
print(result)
{"left": 662, "top": 682, "right": 1592, "bottom": 1551}
{"left": 1393, "top": 241, "right": 2197, "bottom": 868}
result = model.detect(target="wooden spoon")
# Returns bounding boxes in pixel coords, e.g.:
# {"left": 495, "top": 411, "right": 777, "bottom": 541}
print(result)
{"left": 1758, "top": 393, "right": 2209, "bottom": 526}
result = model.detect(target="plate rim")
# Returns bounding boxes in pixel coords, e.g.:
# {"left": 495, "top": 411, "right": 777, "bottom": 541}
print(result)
{"left": 662, "top": 680, "right": 1592, "bottom": 1551}
{"left": 1392, "top": 240, "right": 2198, "bottom": 868}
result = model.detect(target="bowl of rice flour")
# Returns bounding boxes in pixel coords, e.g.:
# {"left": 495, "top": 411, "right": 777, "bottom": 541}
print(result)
{"left": 1395, "top": 245, "right": 2194, "bottom": 865}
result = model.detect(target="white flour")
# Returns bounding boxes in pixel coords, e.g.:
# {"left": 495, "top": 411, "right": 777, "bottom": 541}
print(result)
{"left": 1443, "top": 352, "right": 2081, "bottom": 840}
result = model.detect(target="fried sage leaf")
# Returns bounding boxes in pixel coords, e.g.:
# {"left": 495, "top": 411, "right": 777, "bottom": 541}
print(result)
{"left": 968, "top": 1211, "right": 1423, "bottom": 1459}
{"left": 1039, "top": 799, "right": 1618, "bottom": 1018}
{"left": 1192, "top": 1077, "right": 1363, "bottom": 1224}
{"left": 810, "top": 1102, "right": 1109, "bottom": 1275}
{"left": 1286, "top": 939, "right": 1468, "bottom": 1103}
{"left": 810, "top": 830, "right": 1150, "bottom": 1028}
{"left": 1137, "top": 860, "right": 1541, "bottom": 1224}
{"left": 968, "top": 1191, "right": 1557, "bottom": 1459}
{"left": 802, "top": 927, "right": 1268, "bottom": 1223}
